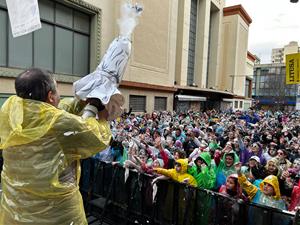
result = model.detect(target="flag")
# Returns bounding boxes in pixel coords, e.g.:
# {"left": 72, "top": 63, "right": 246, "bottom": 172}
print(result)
{"left": 6, "top": 0, "right": 41, "bottom": 37}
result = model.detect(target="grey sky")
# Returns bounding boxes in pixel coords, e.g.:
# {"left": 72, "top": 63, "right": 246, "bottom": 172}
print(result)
{"left": 225, "top": 0, "right": 300, "bottom": 63}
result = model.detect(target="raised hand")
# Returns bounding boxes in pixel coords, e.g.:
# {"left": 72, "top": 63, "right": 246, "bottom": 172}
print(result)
{"left": 234, "top": 162, "right": 242, "bottom": 175}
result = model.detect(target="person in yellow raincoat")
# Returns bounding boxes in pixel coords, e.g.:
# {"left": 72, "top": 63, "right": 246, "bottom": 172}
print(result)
{"left": 235, "top": 162, "right": 286, "bottom": 210}
{"left": 153, "top": 158, "right": 197, "bottom": 187}
{"left": 0, "top": 68, "right": 112, "bottom": 225}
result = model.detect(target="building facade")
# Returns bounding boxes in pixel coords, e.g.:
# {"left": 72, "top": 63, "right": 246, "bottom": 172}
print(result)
{"left": 271, "top": 41, "right": 300, "bottom": 64}
{"left": 253, "top": 63, "right": 297, "bottom": 110}
{"left": 0, "top": 0, "right": 253, "bottom": 113}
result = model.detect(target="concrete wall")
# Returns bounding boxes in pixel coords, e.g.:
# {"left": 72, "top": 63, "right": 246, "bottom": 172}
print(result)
{"left": 194, "top": 0, "right": 211, "bottom": 88}
{"left": 0, "top": 78, "right": 15, "bottom": 94}
{"left": 119, "top": 0, "right": 178, "bottom": 88}
{"left": 246, "top": 57, "right": 254, "bottom": 79}
{"left": 175, "top": 0, "right": 190, "bottom": 86}
{"left": 206, "top": 3, "right": 222, "bottom": 89}
{"left": 219, "top": 8, "right": 250, "bottom": 96}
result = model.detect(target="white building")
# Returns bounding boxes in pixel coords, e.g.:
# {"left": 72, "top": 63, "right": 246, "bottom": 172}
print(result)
{"left": 271, "top": 41, "right": 300, "bottom": 63}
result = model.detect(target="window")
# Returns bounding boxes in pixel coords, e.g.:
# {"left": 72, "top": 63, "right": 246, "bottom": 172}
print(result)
{"left": 154, "top": 97, "right": 167, "bottom": 111}
{"left": 0, "top": 0, "right": 90, "bottom": 76}
{"left": 245, "top": 79, "right": 251, "bottom": 98}
{"left": 234, "top": 101, "right": 238, "bottom": 108}
{"left": 239, "top": 101, "right": 243, "bottom": 108}
{"left": 269, "top": 67, "right": 276, "bottom": 74}
{"left": 261, "top": 69, "right": 269, "bottom": 76}
{"left": 187, "top": 0, "right": 198, "bottom": 86}
{"left": 129, "top": 95, "right": 146, "bottom": 112}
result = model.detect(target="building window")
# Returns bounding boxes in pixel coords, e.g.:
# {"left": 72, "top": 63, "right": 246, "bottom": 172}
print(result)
{"left": 252, "top": 80, "right": 256, "bottom": 96}
{"left": 239, "top": 101, "right": 243, "bottom": 108}
{"left": 269, "top": 67, "right": 276, "bottom": 74}
{"left": 245, "top": 79, "right": 252, "bottom": 98}
{"left": 0, "top": 0, "right": 90, "bottom": 76}
{"left": 154, "top": 97, "right": 167, "bottom": 111}
{"left": 129, "top": 95, "right": 146, "bottom": 112}
{"left": 187, "top": 0, "right": 198, "bottom": 86}
{"left": 234, "top": 101, "right": 238, "bottom": 108}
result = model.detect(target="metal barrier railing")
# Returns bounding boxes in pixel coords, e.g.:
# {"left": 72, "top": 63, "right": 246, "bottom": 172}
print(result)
{"left": 80, "top": 158, "right": 297, "bottom": 225}
{"left": 0, "top": 157, "right": 296, "bottom": 224}
{"left": 0, "top": 154, "right": 2, "bottom": 183}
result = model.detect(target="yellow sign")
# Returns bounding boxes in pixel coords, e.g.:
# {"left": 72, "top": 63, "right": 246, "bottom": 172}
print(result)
{"left": 286, "top": 53, "right": 300, "bottom": 84}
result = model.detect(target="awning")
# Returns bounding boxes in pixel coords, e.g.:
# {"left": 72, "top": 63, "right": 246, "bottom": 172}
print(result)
{"left": 176, "top": 95, "right": 207, "bottom": 102}
{"left": 222, "top": 98, "right": 233, "bottom": 102}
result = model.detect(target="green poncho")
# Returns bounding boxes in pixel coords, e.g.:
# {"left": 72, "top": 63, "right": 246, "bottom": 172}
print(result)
{"left": 188, "top": 152, "right": 216, "bottom": 189}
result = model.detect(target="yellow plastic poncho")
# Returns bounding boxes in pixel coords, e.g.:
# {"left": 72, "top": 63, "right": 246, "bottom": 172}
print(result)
{"left": 154, "top": 159, "right": 197, "bottom": 187}
{"left": 0, "top": 96, "right": 111, "bottom": 225}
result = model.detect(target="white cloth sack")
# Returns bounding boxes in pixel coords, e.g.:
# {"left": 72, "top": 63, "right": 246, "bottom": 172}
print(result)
{"left": 74, "top": 37, "right": 130, "bottom": 121}
{"left": 74, "top": 3, "right": 143, "bottom": 121}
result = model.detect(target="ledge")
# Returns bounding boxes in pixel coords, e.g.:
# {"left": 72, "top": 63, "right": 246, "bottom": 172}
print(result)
{"left": 223, "top": 4, "right": 252, "bottom": 26}
{"left": 174, "top": 85, "right": 235, "bottom": 96}
{"left": 120, "top": 80, "right": 177, "bottom": 93}
{"left": 0, "top": 67, "right": 81, "bottom": 83}
{"left": 247, "top": 51, "right": 256, "bottom": 62}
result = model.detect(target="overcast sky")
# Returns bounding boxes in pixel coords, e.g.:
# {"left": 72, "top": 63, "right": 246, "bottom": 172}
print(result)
{"left": 225, "top": 0, "right": 300, "bottom": 63}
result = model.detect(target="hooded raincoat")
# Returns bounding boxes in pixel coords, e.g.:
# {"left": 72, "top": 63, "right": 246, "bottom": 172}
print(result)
{"left": 238, "top": 174, "right": 286, "bottom": 210}
{"left": 219, "top": 174, "right": 244, "bottom": 199}
{"left": 154, "top": 159, "right": 197, "bottom": 187}
{"left": 188, "top": 152, "right": 216, "bottom": 189}
{"left": 215, "top": 151, "right": 240, "bottom": 189}
{"left": 0, "top": 96, "right": 111, "bottom": 225}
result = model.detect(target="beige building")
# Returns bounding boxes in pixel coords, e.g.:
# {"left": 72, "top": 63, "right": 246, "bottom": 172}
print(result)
{"left": 272, "top": 41, "right": 300, "bottom": 64}
{"left": 218, "top": 4, "right": 253, "bottom": 111}
{"left": 0, "top": 0, "right": 254, "bottom": 113}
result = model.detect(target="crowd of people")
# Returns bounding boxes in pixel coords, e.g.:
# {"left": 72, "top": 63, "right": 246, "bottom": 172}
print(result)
{"left": 1, "top": 69, "right": 300, "bottom": 224}
{"left": 95, "top": 108, "right": 300, "bottom": 213}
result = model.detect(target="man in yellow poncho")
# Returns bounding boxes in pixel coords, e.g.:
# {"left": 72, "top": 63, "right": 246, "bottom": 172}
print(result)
{"left": 0, "top": 68, "right": 112, "bottom": 225}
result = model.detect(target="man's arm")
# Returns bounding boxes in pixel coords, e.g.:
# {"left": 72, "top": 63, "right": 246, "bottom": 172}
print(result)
{"left": 55, "top": 109, "right": 112, "bottom": 161}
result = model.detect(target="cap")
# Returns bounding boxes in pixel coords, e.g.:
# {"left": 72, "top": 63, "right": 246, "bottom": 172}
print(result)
{"left": 249, "top": 156, "right": 260, "bottom": 163}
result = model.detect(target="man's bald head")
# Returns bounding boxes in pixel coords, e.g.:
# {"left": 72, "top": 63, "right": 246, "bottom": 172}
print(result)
{"left": 15, "top": 68, "right": 56, "bottom": 102}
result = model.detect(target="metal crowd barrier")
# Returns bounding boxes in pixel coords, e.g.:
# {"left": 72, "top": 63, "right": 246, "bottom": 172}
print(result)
{"left": 84, "top": 158, "right": 297, "bottom": 225}
{"left": 0, "top": 154, "right": 2, "bottom": 182}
